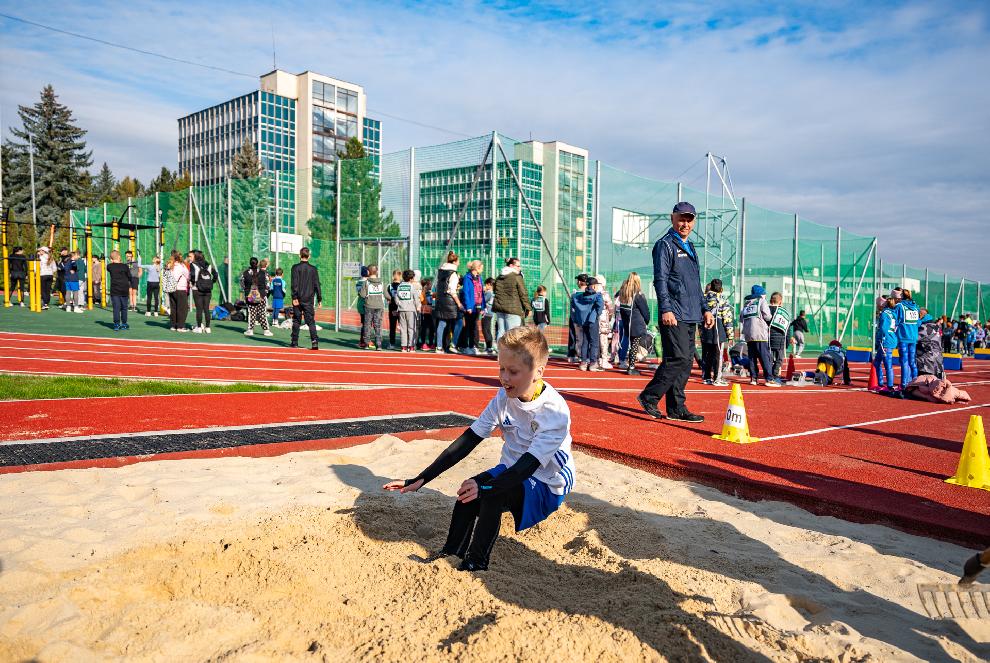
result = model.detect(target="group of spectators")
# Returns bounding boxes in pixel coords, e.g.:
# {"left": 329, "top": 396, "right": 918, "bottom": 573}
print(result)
{"left": 354, "top": 252, "right": 538, "bottom": 354}
{"left": 938, "top": 314, "right": 988, "bottom": 357}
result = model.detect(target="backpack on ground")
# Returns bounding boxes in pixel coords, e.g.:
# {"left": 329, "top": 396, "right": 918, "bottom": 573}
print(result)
{"left": 230, "top": 310, "right": 247, "bottom": 322}
{"left": 211, "top": 305, "right": 230, "bottom": 321}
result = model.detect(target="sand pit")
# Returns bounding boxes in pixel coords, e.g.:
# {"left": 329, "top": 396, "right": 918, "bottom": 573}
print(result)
{"left": 0, "top": 436, "right": 987, "bottom": 662}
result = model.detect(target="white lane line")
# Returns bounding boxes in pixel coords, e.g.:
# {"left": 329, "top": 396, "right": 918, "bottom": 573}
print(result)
{"left": 0, "top": 410, "right": 475, "bottom": 446}
{"left": 759, "top": 403, "right": 990, "bottom": 441}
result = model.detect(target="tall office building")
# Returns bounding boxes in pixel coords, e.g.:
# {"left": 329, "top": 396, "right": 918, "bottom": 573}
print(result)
{"left": 177, "top": 69, "right": 381, "bottom": 236}
{"left": 417, "top": 139, "right": 593, "bottom": 293}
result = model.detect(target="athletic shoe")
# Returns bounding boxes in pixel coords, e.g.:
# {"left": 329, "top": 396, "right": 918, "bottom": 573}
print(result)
{"left": 76, "top": 308, "right": 86, "bottom": 313}
{"left": 435, "top": 347, "right": 443, "bottom": 353}
{"left": 702, "top": 379, "right": 714, "bottom": 385}
{"left": 668, "top": 410, "right": 704, "bottom": 423}
{"left": 263, "top": 330, "right": 274, "bottom": 337}
{"left": 310, "top": 343, "right": 319, "bottom": 351}
{"left": 112, "top": 323, "right": 120, "bottom": 331}
{"left": 749, "top": 379, "right": 758, "bottom": 386}
{"left": 19, "top": 302, "right": 25, "bottom": 307}
{"left": 578, "top": 362, "right": 588, "bottom": 371}
{"left": 383, "top": 343, "right": 391, "bottom": 350}
{"left": 637, "top": 394, "right": 663, "bottom": 419}
{"left": 626, "top": 368, "right": 642, "bottom": 376}
{"left": 244, "top": 329, "right": 254, "bottom": 336}
{"left": 41, "top": 305, "right": 49, "bottom": 310}
{"left": 205, "top": 327, "right": 211, "bottom": 334}
{"left": 192, "top": 326, "right": 203, "bottom": 333}
{"left": 487, "top": 349, "right": 496, "bottom": 356}
{"left": 177, "top": 327, "right": 188, "bottom": 332}
{"left": 713, "top": 379, "right": 730, "bottom": 387}
{"left": 600, "top": 361, "right": 613, "bottom": 369}
{"left": 145, "top": 312, "right": 152, "bottom": 317}
{"left": 420, "top": 344, "right": 429, "bottom": 351}
{"left": 589, "top": 365, "right": 602, "bottom": 372}
{"left": 367, "top": 343, "right": 377, "bottom": 350}
{"left": 121, "top": 323, "right": 129, "bottom": 330}
{"left": 289, "top": 343, "right": 299, "bottom": 348}
{"left": 765, "top": 380, "right": 782, "bottom": 388}
{"left": 154, "top": 312, "right": 160, "bottom": 317}
{"left": 358, "top": 342, "right": 367, "bottom": 349}
{"left": 457, "top": 556, "right": 488, "bottom": 572}
{"left": 618, "top": 360, "right": 628, "bottom": 369}
{"left": 567, "top": 357, "right": 579, "bottom": 364}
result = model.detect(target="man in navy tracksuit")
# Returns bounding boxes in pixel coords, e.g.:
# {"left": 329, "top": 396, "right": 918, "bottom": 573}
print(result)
{"left": 638, "top": 202, "right": 714, "bottom": 422}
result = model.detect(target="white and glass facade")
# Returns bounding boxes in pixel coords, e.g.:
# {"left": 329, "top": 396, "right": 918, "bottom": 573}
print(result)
{"left": 178, "top": 69, "right": 380, "bottom": 237}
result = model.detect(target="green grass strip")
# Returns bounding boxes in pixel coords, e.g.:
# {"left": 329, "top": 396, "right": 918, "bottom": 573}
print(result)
{"left": 0, "top": 374, "right": 313, "bottom": 401}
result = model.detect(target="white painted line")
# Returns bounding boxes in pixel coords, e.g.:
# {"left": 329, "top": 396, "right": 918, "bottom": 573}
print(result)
{"left": 0, "top": 410, "right": 477, "bottom": 446}
{"left": 759, "top": 403, "right": 990, "bottom": 441}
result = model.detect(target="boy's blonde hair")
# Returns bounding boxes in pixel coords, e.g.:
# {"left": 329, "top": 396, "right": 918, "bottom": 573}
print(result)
{"left": 110, "top": 250, "right": 121, "bottom": 261}
{"left": 770, "top": 291, "right": 782, "bottom": 305}
{"left": 497, "top": 325, "right": 549, "bottom": 368}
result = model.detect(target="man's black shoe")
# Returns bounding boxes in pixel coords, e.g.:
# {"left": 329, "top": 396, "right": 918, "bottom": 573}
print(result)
{"left": 637, "top": 394, "right": 663, "bottom": 419}
{"left": 289, "top": 343, "right": 299, "bottom": 348}
{"left": 310, "top": 344, "right": 319, "bottom": 351}
{"left": 668, "top": 410, "right": 705, "bottom": 423}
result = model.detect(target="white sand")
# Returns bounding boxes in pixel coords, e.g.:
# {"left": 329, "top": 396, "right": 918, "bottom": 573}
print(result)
{"left": 0, "top": 436, "right": 986, "bottom": 662}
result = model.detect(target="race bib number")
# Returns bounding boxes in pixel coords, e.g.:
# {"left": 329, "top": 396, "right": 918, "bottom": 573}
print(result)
{"left": 367, "top": 283, "right": 383, "bottom": 296}
{"left": 742, "top": 301, "right": 759, "bottom": 319}
{"left": 771, "top": 309, "right": 789, "bottom": 331}
{"left": 532, "top": 299, "right": 545, "bottom": 311}
{"left": 904, "top": 308, "right": 919, "bottom": 322}
{"left": 397, "top": 284, "right": 413, "bottom": 300}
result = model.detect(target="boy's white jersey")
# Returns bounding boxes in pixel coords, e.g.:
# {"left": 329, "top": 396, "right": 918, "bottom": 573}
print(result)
{"left": 470, "top": 382, "right": 575, "bottom": 496}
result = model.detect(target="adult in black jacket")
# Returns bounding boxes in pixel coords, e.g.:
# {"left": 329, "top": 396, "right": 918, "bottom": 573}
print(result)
{"left": 434, "top": 251, "right": 462, "bottom": 353}
{"left": 189, "top": 250, "right": 218, "bottom": 334}
{"left": 290, "top": 247, "right": 322, "bottom": 350}
{"left": 241, "top": 257, "right": 271, "bottom": 336}
{"left": 8, "top": 247, "right": 28, "bottom": 306}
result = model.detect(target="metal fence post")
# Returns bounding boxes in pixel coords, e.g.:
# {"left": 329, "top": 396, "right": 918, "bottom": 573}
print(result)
{"left": 226, "top": 179, "right": 232, "bottom": 301}
{"left": 593, "top": 160, "right": 601, "bottom": 276}
{"left": 408, "top": 147, "right": 417, "bottom": 271}
{"left": 835, "top": 227, "right": 841, "bottom": 340}
{"left": 792, "top": 213, "right": 798, "bottom": 318}
{"left": 924, "top": 267, "right": 929, "bottom": 309}
{"left": 335, "top": 159, "right": 342, "bottom": 332}
{"left": 489, "top": 130, "right": 498, "bottom": 274}
{"left": 943, "top": 273, "right": 948, "bottom": 318}
{"left": 738, "top": 197, "right": 746, "bottom": 312}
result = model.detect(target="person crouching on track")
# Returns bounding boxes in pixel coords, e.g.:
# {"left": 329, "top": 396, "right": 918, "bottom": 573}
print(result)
{"left": 384, "top": 326, "right": 575, "bottom": 572}
{"left": 915, "top": 307, "right": 944, "bottom": 379}
{"left": 814, "top": 340, "right": 852, "bottom": 387}
{"left": 872, "top": 295, "right": 898, "bottom": 393}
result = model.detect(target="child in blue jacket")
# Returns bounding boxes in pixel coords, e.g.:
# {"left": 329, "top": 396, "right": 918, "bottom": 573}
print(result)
{"left": 271, "top": 267, "right": 286, "bottom": 324}
{"left": 570, "top": 278, "right": 604, "bottom": 371}
{"left": 892, "top": 288, "right": 920, "bottom": 389}
{"left": 872, "top": 295, "right": 898, "bottom": 392}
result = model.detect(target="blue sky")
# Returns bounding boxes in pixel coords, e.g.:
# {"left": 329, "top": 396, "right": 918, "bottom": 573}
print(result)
{"left": 1, "top": 0, "right": 988, "bottom": 282}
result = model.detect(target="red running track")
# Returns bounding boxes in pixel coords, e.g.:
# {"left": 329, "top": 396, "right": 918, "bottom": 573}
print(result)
{"left": 1, "top": 331, "right": 989, "bottom": 546}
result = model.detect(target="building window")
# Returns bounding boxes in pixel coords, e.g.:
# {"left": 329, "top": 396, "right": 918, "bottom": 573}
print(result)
{"left": 337, "top": 88, "right": 358, "bottom": 115}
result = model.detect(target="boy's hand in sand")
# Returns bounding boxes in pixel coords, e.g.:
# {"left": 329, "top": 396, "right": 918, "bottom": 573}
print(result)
{"left": 383, "top": 478, "right": 424, "bottom": 493}
{"left": 457, "top": 479, "right": 479, "bottom": 503}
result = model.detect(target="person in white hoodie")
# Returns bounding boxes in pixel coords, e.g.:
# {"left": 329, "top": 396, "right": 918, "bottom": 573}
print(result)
{"left": 38, "top": 246, "right": 55, "bottom": 310}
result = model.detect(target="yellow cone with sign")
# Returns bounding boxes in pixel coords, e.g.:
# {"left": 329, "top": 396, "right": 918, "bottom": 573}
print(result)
{"left": 945, "top": 415, "right": 990, "bottom": 492}
{"left": 713, "top": 383, "right": 759, "bottom": 444}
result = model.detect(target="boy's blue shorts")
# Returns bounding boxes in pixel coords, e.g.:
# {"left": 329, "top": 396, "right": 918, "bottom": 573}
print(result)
{"left": 485, "top": 464, "right": 565, "bottom": 532}
{"left": 272, "top": 298, "right": 284, "bottom": 313}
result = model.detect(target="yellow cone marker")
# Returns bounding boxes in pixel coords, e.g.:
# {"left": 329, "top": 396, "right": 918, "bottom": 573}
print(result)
{"left": 712, "top": 383, "right": 759, "bottom": 444}
{"left": 945, "top": 415, "right": 990, "bottom": 492}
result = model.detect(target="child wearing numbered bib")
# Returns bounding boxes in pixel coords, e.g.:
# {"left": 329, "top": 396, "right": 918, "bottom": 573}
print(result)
{"left": 384, "top": 326, "right": 575, "bottom": 572}
{"left": 395, "top": 269, "right": 418, "bottom": 352}
{"left": 532, "top": 285, "right": 550, "bottom": 334}
{"left": 767, "top": 292, "right": 791, "bottom": 381}
{"left": 740, "top": 285, "right": 779, "bottom": 386}
{"left": 892, "top": 288, "right": 920, "bottom": 389}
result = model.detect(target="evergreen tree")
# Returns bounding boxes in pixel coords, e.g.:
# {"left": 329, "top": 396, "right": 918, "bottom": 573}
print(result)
{"left": 147, "top": 166, "right": 177, "bottom": 194}
{"left": 5, "top": 85, "right": 93, "bottom": 233}
{"left": 90, "top": 162, "right": 116, "bottom": 203}
{"left": 229, "top": 139, "right": 268, "bottom": 233}
{"left": 337, "top": 137, "right": 397, "bottom": 239}
{"left": 173, "top": 170, "right": 193, "bottom": 191}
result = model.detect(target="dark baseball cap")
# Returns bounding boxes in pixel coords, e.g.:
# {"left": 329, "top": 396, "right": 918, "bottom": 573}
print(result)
{"left": 576, "top": 273, "right": 590, "bottom": 282}
{"left": 586, "top": 277, "right": 599, "bottom": 286}
{"left": 672, "top": 201, "right": 696, "bottom": 216}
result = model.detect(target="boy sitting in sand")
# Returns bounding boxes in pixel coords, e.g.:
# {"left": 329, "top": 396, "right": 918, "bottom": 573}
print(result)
{"left": 384, "top": 325, "right": 576, "bottom": 572}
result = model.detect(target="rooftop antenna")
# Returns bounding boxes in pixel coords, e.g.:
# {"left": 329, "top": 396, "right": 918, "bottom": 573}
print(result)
{"left": 271, "top": 21, "right": 277, "bottom": 70}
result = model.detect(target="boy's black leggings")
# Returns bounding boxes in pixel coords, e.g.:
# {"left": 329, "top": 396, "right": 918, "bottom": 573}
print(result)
{"left": 441, "top": 485, "right": 524, "bottom": 568}
{"left": 419, "top": 313, "right": 435, "bottom": 346}
{"left": 389, "top": 309, "right": 399, "bottom": 345}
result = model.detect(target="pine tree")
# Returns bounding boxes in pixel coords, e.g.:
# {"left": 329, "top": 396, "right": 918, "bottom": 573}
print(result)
{"left": 338, "top": 137, "right": 397, "bottom": 239}
{"left": 147, "top": 166, "right": 177, "bottom": 194}
{"left": 5, "top": 85, "right": 93, "bottom": 233}
{"left": 230, "top": 139, "right": 268, "bottom": 233}
{"left": 90, "top": 162, "right": 116, "bottom": 204}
